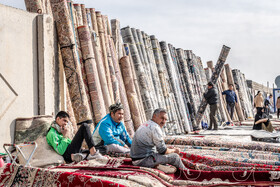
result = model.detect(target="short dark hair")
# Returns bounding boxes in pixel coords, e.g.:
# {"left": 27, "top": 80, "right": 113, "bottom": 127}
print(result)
{"left": 109, "top": 103, "right": 124, "bottom": 114}
{"left": 269, "top": 94, "right": 273, "bottom": 97}
{"left": 152, "top": 108, "right": 167, "bottom": 117}
{"left": 207, "top": 82, "right": 214, "bottom": 87}
{"left": 55, "top": 111, "right": 70, "bottom": 119}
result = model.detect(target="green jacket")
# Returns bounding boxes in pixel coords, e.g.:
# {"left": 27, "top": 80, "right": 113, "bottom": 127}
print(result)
{"left": 46, "top": 127, "right": 71, "bottom": 155}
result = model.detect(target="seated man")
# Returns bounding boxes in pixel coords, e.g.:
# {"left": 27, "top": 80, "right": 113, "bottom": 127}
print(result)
{"left": 130, "top": 108, "right": 187, "bottom": 172}
{"left": 46, "top": 111, "right": 102, "bottom": 163}
{"left": 253, "top": 107, "right": 273, "bottom": 132}
{"left": 92, "top": 103, "right": 132, "bottom": 154}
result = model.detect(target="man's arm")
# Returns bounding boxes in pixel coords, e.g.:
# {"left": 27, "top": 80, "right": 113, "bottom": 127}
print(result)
{"left": 255, "top": 118, "right": 269, "bottom": 124}
{"left": 120, "top": 125, "right": 132, "bottom": 147}
{"left": 234, "top": 92, "right": 238, "bottom": 103}
{"left": 46, "top": 128, "right": 71, "bottom": 155}
{"left": 165, "top": 148, "right": 180, "bottom": 154}
{"left": 204, "top": 90, "right": 211, "bottom": 100}
{"left": 99, "top": 122, "right": 125, "bottom": 146}
{"left": 152, "top": 127, "right": 168, "bottom": 154}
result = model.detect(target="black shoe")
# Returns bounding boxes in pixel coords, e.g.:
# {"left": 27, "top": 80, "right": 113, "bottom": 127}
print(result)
{"left": 193, "top": 126, "right": 201, "bottom": 131}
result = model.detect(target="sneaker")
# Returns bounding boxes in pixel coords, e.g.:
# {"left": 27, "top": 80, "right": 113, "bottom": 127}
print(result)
{"left": 155, "top": 164, "right": 177, "bottom": 174}
{"left": 72, "top": 153, "right": 84, "bottom": 162}
{"left": 87, "top": 150, "right": 105, "bottom": 160}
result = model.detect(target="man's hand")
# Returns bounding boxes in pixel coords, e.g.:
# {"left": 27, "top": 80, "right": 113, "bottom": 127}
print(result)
{"left": 174, "top": 148, "right": 181, "bottom": 154}
{"left": 61, "top": 126, "right": 68, "bottom": 137}
{"left": 124, "top": 144, "right": 129, "bottom": 149}
{"left": 165, "top": 147, "right": 181, "bottom": 155}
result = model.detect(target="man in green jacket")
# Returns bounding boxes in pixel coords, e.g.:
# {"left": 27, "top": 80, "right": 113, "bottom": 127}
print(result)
{"left": 46, "top": 111, "right": 102, "bottom": 162}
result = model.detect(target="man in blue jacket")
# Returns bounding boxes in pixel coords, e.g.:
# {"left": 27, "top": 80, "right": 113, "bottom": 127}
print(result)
{"left": 92, "top": 103, "right": 132, "bottom": 154}
{"left": 222, "top": 84, "right": 238, "bottom": 120}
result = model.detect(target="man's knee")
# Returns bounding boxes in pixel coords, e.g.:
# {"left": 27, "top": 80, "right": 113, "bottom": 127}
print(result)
{"left": 80, "top": 123, "right": 90, "bottom": 130}
{"left": 168, "top": 153, "right": 180, "bottom": 161}
{"left": 106, "top": 144, "right": 130, "bottom": 153}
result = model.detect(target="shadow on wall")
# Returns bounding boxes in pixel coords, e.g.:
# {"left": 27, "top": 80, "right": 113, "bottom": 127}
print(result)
{"left": 9, "top": 119, "right": 16, "bottom": 145}
{"left": 32, "top": 17, "right": 38, "bottom": 115}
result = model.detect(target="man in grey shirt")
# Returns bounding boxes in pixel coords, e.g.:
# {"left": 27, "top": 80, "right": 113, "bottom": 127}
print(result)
{"left": 130, "top": 108, "right": 186, "bottom": 171}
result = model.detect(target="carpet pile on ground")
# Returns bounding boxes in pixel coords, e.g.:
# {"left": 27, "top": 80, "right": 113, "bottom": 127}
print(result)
{"left": 2, "top": 131, "right": 280, "bottom": 186}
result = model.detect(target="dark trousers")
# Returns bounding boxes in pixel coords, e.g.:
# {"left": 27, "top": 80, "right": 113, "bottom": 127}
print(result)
{"left": 256, "top": 107, "right": 263, "bottom": 114}
{"left": 226, "top": 102, "right": 235, "bottom": 120}
{"left": 209, "top": 104, "right": 218, "bottom": 130}
{"left": 277, "top": 108, "right": 280, "bottom": 119}
{"left": 133, "top": 153, "right": 186, "bottom": 169}
{"left": 63, "top": 123, "right": 95, "bottom": 162}
{"left": 264, "top": 106, "right": 270, "bottom": 116}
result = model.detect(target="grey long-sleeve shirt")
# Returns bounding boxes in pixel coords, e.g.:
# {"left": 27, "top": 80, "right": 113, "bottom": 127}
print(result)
{"left": 130, "top": 120, "right": 167, "bottom": 159}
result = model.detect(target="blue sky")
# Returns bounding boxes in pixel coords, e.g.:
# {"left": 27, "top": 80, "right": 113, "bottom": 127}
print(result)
{"left": 1, "top": 0, "right": 280, "bottom": 87}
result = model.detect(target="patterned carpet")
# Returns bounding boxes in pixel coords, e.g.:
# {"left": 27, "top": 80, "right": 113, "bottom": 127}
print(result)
{"left": 2, "top": 151, "right": 280, "bottom": 186}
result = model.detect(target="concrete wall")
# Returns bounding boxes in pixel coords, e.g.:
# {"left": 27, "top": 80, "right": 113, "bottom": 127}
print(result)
{"left": 37, "top": 14, "right": 61, "bottom": 115}
{"left": 0, "top": 4, "right": 61, "bottom": 152}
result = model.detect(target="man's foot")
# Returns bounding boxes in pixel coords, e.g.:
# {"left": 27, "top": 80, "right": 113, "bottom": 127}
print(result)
{"left": 71, "top": 153, "right": 84, "bottom": 162}
{"left": 193, "top": 126, "right": 201, "bottom": 131}
{"left": 155, "top": 164, "right": 177, "bottom": 174}
{"left": 87, "top": 150, "right": 105, "bottom": 160}
{"left": 207, "top": 128, "right": 212, "bottom": 130}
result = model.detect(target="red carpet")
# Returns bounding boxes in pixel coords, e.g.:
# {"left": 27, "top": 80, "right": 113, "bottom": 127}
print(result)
{"left": 2, "top": 155, "right": 280, "bottom": 186}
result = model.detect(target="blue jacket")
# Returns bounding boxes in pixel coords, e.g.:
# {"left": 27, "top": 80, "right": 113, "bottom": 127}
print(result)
{"left": 92, "top": 114, "right": 132, "bottom": 147}
{"left": 222, "top": 90, "right": 237, "bottom": 103}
